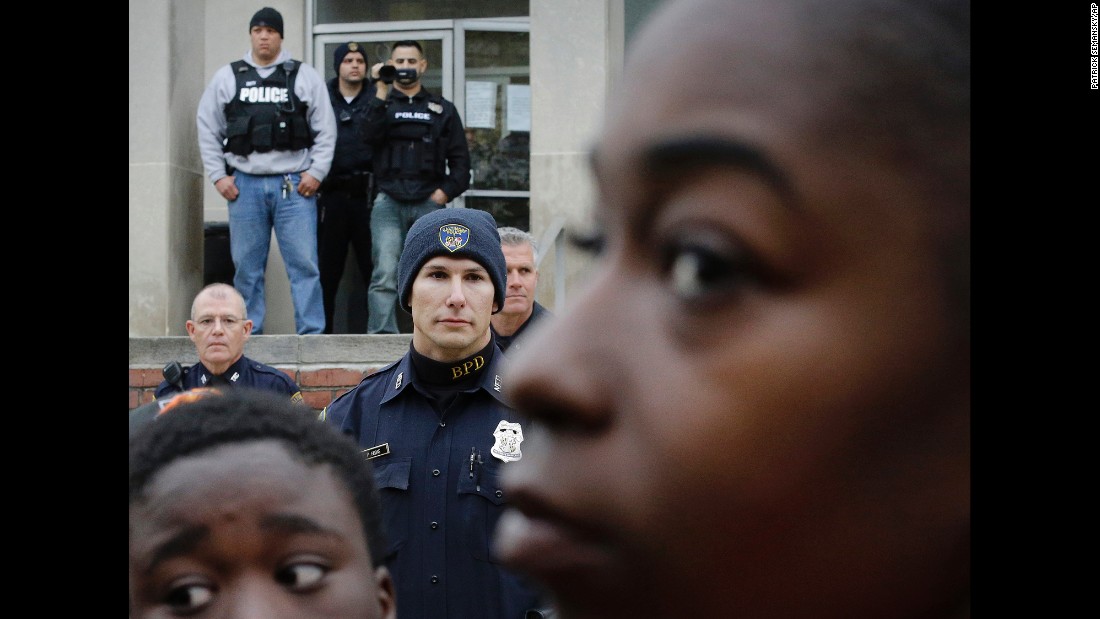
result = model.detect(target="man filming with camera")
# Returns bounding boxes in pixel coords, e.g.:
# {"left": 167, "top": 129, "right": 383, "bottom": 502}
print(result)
{"left": 363, "top": 40, "right": 471, "bottom": 334}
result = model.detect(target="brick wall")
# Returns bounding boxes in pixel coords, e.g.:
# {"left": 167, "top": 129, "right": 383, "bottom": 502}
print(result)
{"left": 129, "top": 334, "right": 413, "bottom": 417}
{"left": 128, "top": 364, "right": 386, "bottom": 415}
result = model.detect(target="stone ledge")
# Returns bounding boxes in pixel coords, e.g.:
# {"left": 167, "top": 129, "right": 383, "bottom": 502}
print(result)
{"left": 299, "top": 334, "right": 411, "bottom": 364}
{"left": 128, "top": 335, "right": 413, "bottom": 367}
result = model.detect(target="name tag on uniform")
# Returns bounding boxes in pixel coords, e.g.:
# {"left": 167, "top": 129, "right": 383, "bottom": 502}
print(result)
{"left": 362, "top": 443, "right": 391, "bottom": 460}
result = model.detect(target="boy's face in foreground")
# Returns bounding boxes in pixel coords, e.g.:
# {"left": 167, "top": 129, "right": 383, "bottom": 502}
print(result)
{"left": 129, "top": 440, "right": 395, "bottom": 619}
{"left": 493, "top": 1, "right": 970, "bottom": 618}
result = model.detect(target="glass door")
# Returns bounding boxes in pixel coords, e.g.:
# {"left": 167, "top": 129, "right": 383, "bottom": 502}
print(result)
{"left": 455, "top": 21, "right": 530, "bottom": 230}
{"left": 314, "top": 19, "right": 530, "bottom": 229}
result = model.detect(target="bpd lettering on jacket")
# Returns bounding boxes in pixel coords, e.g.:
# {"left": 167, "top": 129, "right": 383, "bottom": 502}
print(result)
{"left": 451, "top": 355, "right": 485, "bottom": 380}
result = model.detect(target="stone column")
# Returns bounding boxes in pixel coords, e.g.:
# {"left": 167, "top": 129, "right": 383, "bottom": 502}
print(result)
{"left": 129, "top": 0, "right": 206, "bottom": 336}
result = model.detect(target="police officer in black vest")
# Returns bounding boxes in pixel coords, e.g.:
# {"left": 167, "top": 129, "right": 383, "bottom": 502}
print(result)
{"left": 196, "top": 6, "right": 336, "bottom": 335}
{"left": 362, "top": 40, "right": 471, "bottom": 334}
{"left": 317, "top": 42, "right": 376, "bottom": 333}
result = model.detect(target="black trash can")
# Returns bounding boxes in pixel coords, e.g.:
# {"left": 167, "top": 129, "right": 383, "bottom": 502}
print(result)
{"left": 204, "top": 222, "right": 235, "bottom": 286}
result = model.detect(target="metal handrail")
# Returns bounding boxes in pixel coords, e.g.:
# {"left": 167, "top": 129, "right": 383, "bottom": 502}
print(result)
{"left": 535, "top": 216, "right": 568, "bottom": 307}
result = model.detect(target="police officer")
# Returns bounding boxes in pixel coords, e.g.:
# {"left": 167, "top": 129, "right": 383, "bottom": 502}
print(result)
{"left": 152, "top": 284, "right": 302, "bottom": 401}
{"left": 132, "top": 284, "right": 304, "bottom": 439}
{"left": 196, "top": 6, "right": 336, "bottom": 335}
{"left": 317, "top": 41, "right": 376, "bottom": 333}
{"left": 320, "top": 208, "right": 546, "bottom": 619}
{"left": 362, "top": 40, "right": 472, "bottom": 334}
{"left": 491, "top": 226, "right": 553, "bottom": 355}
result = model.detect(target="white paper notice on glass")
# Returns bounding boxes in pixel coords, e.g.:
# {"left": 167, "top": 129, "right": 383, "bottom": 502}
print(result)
{"left": 506, "top": 84, "right": 531, "bottom": 133}
{"left": 465, "top": 81, "right": 497, "bottom": 129}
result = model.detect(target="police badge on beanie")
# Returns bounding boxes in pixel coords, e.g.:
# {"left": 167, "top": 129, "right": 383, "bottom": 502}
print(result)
{"left": 249, "top": 7, "right": 284, "bottom": 38}
{"left": 397, "top": 208, "right": 507, "bottom": 315}
{"left": 333, "top": 42, "right": 368, "bottom": 73}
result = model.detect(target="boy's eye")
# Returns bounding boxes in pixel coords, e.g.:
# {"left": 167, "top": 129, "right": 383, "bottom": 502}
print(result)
{"left": 275, "top": 562, "right": 328, "bottom": 592}
{"left": 164, "top": 583, "right": 214, "bottom": 614}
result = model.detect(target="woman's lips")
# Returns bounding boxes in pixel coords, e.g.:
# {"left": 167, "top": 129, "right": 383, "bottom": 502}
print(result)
{"left": 493, "top": 507, "right": 616, "bottom": 580}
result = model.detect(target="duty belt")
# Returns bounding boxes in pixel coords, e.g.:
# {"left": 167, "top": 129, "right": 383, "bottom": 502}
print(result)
{"left": 323, "top": 172, "right": 373, "bottom": 196}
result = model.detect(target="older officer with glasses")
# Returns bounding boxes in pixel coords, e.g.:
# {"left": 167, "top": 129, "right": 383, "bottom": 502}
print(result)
{"left": 153, "top": 283, "right": 303, "bottom": 400}
{"left": 132, "top": 283, "right": 305, "bottom": 438}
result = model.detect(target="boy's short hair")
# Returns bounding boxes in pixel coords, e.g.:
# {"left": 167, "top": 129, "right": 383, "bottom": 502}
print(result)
{"left": 129, "top": 388, "right": 388, "bottom": 564}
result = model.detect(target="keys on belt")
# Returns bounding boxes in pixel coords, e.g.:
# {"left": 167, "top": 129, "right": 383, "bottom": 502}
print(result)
{"left": 282, "top": 175, "right": 292, "bottom": 199}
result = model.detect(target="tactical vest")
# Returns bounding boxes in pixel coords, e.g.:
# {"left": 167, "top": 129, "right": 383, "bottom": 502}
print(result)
{"left": 223, "top": 60, "right": 313, "bottom": 156}
{"left": 381, "top": 93, "right": 444, "bottom": 179}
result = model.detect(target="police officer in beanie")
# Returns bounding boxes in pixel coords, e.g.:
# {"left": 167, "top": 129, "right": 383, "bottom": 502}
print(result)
{"left": 196, "top": 6, "right": 336, "bottom": 335}
{"left": 317, "top": 42, "right": 377, "bottom": 333}
{"left": 321, "top": 207, "right": 548, "bottom": 619}
{"left": 361, "top": 40, "right": 472, "bottom": 334}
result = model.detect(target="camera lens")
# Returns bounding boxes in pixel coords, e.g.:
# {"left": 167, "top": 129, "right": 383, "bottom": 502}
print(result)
{"left": 379, "top": 65, "right": 396, "bottom": 84}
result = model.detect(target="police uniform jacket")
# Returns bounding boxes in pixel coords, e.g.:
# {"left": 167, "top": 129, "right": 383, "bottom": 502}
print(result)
{"left": 361, "top": 86, "right": 471, "bottom": 203}
{"left": 153, "top": 355, "right": 302, "bottom": 401}
{"left": 322, "top": 76, "right": 374, "bottom": 196}
{"left": 493, "top": 301, "right": 552, "bottom": 355}
{"left": 321, "top": 346, "right": 542, "bottom": 619}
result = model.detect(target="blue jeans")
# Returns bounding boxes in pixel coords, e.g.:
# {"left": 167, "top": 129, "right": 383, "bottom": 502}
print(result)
{"left": 229, "top": 172, "right": 325, "bottom": 335}
{"left": 367, "top": 192, "right": 441, "bottom": 333}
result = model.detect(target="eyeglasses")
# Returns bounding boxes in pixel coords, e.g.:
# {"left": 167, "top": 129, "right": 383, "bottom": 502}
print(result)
{"left": 193, "top": 315, "right": 245, "bottom": 330}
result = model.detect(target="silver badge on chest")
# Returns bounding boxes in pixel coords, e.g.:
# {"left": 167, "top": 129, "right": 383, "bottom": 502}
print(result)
{"left": 490, "top": 420, "right": 524, "bottom": 462}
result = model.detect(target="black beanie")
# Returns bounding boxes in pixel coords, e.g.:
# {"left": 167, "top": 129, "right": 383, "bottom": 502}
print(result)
{"left": 333, "top": 42, "right": 368, "bottom": 73}
{"left": 397, "top": 208, "right": 507, "bottom": 315}
{"left": 249, "top": 7, "right": 284, "bottom": 38}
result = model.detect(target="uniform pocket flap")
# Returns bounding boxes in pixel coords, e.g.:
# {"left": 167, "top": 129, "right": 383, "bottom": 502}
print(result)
{"left": 373, "top": 457, "right": 412, "bottom": 491}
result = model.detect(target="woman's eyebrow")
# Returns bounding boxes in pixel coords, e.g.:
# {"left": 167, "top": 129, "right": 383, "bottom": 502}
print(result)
{"left": 591, "top": 135, "right": 798, "bottom": 210}
{"left": 644, "top": 135, "right": 796, "bottom": 207}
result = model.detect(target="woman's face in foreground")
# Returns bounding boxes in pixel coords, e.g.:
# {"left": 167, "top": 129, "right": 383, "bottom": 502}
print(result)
{"left": 493, "top": 1, "right": 970, "bottom": 618}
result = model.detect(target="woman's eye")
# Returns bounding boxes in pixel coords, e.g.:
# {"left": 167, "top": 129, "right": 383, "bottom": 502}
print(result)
{"left": 664, "top": 241, "right": 756, "bottom": 302}
{"left": 568, "top": 229, "right": 605, "bottom": 256}
{"left": 275, "top": 562, "right": 328, "bottom": 592}
{"left": 164, "top": 583, "right": 214, "bottom": 614}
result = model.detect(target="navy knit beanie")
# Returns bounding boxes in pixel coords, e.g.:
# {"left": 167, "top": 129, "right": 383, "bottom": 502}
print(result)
{"left": 333, "top": 42, "right": 368, "bottom": 73}
{"left": 397, "top": 208, "right": 507, "bottom": 315}
{"left": 249, "top": 7, "right": 284, "bottom": 38}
